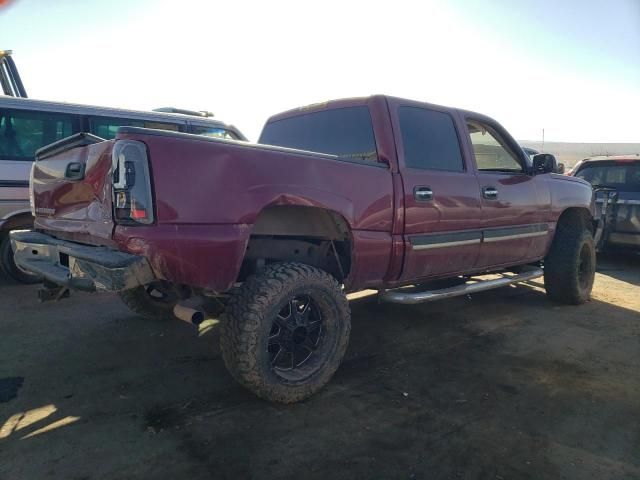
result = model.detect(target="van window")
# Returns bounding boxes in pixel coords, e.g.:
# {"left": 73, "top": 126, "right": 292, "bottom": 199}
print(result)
{"left": 191, "top": 125, "right": 238, "bottom": 139}
{"left": 398, "top": 107, "right": 464, "bottom": 171}
{"left": 0, "top": 109, "right": 79, "bottom": 160}
{"left": 89, "top": 116, "right": 181, "bottom": 140}
{"left": 259, "top": 106, "right": 379, "bottom": 163}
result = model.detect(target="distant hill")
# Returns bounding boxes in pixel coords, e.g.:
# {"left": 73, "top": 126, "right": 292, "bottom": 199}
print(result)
{"left": 519, "top": 141, "right": 640, "bottom": 168}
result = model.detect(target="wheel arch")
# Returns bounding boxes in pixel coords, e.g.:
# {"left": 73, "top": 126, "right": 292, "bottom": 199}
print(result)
{"left": 240, "top": 203, "right": 355, "bottom": 283}
{"left": 0, "top": 210, "right": 38, "bottom": 283}
{"left": 0, "top": 210, "right": 34, "bottom": 236}
{"left": 555, "top": 206, "right": 595, "bottom": 234}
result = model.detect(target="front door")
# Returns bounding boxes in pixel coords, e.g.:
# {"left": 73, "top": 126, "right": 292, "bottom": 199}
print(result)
{"left": 392, "top": 103, "right": 483, "bottom": 281}
{"left": 463, "top": 117, "right": 549, "bottom": 268}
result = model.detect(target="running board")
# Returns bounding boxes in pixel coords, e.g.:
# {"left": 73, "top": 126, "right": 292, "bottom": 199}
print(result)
{"left": 379, "top": 266, "right": 543, "bottom": 305}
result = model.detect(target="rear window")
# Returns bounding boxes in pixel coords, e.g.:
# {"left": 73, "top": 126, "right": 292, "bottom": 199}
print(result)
{"left": 0, "top": 109, "right": 79, "bottom": 161}
{"left": 89, "top": 116, "right": 182, "bottom": 140}
{"left": 575, "top": 162, "right": 640, "bottom": 192}
{"left": 259, "top": 106, "right": 378, "bottom": 163}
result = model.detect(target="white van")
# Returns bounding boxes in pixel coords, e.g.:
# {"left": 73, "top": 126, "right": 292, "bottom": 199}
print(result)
{"left": 0, "top": 97, "right": 245, "bottom": 282}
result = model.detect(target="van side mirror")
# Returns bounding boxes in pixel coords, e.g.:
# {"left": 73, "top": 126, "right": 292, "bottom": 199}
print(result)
{"left": 532, "top": 153, "right": 557, "bottom": 174}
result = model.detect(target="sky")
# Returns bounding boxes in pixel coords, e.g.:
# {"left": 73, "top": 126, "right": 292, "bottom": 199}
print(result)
{"left": 1, "top": 0, "right": 639, "bottom": 142}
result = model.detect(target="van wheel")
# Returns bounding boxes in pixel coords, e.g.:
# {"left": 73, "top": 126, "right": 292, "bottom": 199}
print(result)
{"left": 220, "top": 262, "right": 351, "bottom": 403}
{"left": 118, "top": 282, "right": 180, "bottom": 320}
{"left": 0, "top": 230, "right": 42, "bottom": 284}
{"left": 544, "top": 226, "right": 596, "bottom": 305}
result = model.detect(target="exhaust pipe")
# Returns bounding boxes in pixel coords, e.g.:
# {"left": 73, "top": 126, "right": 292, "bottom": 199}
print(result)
{"left": 173, "top": 303, "right": 205, "bottom": 325}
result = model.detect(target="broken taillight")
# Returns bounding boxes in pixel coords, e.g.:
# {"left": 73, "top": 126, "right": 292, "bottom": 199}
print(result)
{"left": 112, "top": 140, "right": 154, "bottom": 225}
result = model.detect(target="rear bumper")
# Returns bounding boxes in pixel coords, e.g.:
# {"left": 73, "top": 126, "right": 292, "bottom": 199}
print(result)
{"left": 10, "top": 230, "right": 155, "bottom": 292}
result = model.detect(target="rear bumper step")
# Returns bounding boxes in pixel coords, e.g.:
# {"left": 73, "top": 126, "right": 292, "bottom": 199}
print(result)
{"left": 10, "top": 230, "right": 155, "bottom": 293}
{"left": 380, "top": 266, "right": 543, "bottom": 305}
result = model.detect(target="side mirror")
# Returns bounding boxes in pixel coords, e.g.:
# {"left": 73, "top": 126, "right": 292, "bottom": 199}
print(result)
{"left": 556, "top": 163, "right": 565, "bottom": 174}
{"left": 532, "top": 153, "right": 557, "bottom": 175}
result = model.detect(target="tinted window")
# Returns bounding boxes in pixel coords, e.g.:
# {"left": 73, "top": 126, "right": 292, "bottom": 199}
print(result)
{"left": 398, "top": 107, "right": 463, "bottom": 171}
{"left": 90, "top": 116, "right": 181, "bottom": 140}
{"left": 0, "top": 109, "right": 79, "bottom": 160}
{"left": 467, "top": 120, "right": 523, "bottom": 172}
{"left": 259, "top": 106, "right": 378, "bottom": 163}
{"left": 191, "top": 125, "right": 238, "bottom": 139}
{"left": 575, "top": 162, "right": 640, "bottom": 192}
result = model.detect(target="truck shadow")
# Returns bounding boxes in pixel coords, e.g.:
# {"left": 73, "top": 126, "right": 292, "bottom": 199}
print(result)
{"left": 0, "top": 279, "right": 639, "bottom": 479}
{"left": 596, "top": 249, "right": 640, "bottom": 286}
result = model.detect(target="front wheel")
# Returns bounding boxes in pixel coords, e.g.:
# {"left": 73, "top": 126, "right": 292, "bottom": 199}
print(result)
{"left": 544, "top": 227, "right": 596, "bottom": 305}
{"left": 220, "top": 262, "right": 351, "bottom": 403}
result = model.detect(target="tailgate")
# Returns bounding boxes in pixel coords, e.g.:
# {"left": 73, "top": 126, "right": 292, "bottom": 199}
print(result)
{"left": 32, "top": 133, "right": 116, "bottom": 245}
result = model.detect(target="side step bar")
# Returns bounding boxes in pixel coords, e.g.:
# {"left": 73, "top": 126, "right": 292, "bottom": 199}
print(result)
{"left": 379, "top": 266, "right": 544, "bottom": 305}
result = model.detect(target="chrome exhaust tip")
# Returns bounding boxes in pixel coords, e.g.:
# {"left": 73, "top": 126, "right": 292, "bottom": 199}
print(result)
{"left": 173, "top": 303, "right": 205, "bottom": 325}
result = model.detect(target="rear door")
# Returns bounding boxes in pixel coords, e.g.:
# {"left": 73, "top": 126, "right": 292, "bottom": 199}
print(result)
{"left": 462, "top": 117, "right": 549, "bottom": 268}
{"left": 392, "top": 103, "right": 483, "bottom": 281}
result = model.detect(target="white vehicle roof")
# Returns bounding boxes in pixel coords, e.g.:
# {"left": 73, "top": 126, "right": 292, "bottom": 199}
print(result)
{"left": 0, "top": 96, "right": 245, "bottom": 138}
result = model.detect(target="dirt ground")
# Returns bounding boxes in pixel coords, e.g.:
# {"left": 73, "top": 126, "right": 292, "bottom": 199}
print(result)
{"left": 0, "top": 253, "right": 638, "bottom": 480}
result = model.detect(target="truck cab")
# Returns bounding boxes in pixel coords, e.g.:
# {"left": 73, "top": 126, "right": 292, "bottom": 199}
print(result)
{"left": 258, "top": 96, "right": 592, "bottom": 286}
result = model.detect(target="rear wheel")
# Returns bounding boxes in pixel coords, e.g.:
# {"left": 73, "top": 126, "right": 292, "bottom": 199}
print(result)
{"left": 0, "top": 230, "right": 42, "bottom": 284}
{"left": 220, "top": 262, "right": 351, "bottom": 403}
{"left": 544, "top": 226, "right": 596, "bottom": 305}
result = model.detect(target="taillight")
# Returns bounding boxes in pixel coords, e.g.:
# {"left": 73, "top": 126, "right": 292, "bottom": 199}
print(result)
{"left": 111, "top": 140, "right": 154, "bottom": 225}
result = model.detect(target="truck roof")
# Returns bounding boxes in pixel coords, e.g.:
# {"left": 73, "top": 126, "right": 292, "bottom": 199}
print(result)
{"left": 264, "top": 94, "right": 492, "bottom": 126}
{"left": 265, "top": 96, "right": 375, "bottom": 123}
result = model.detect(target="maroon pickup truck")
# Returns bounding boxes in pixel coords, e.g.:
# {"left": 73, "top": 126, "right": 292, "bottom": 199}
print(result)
{"left": 12, "top": 95, "right": 596, "bottom": 403}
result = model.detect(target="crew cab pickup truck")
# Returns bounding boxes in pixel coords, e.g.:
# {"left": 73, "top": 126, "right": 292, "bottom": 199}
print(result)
{"left": 12, "top": 95, "right": 597, "bottom": 403}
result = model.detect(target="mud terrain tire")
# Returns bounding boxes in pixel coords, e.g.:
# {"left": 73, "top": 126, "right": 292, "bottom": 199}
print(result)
{"left": 544, "top": 224, "right": 596, "bottom": 305}
{"left": 220, "top": 262, "right": 351, "bottom": 403}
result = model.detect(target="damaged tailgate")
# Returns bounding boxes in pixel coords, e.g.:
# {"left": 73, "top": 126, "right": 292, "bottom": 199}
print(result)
{"left": 32, "top": 133, "right": 116, "bottom": 245}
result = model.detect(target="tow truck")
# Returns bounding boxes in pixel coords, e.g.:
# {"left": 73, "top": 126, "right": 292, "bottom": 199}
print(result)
{"left": 0, "top": 50, "right": 28, "bottom": 98}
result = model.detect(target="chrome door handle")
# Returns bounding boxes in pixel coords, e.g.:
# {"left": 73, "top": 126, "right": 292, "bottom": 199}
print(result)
{"left": 482, "top": 186, "right": 498, "bottom": 200}
{"left": 414, "top": 186, "right": 433, "bottom": 202}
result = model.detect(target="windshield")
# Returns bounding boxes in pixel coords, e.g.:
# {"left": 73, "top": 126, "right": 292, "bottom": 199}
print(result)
{"left": 575, "top": 162, "right": 640, "bottom": 192}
